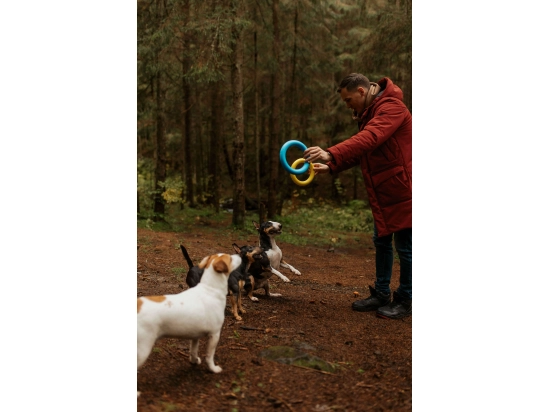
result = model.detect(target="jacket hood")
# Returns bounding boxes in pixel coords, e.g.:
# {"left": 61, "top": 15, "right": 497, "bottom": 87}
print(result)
{"left": 356, "top": 77, "right": 404, "bottom": 122}
{"left": 375, "top": 77, "right": 403, "bottom": 101}
{"left": 351, "top": 78, "right": 403, "bottom": 121}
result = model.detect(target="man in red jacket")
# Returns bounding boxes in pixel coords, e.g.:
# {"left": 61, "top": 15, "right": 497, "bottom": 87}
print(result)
{"left": 303, "top": 73, "right": 412, "bottom": 319}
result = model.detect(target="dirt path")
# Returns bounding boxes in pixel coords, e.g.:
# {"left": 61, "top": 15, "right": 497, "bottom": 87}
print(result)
{"left": 137, "top": 226, "right": 411, "bottom": 411}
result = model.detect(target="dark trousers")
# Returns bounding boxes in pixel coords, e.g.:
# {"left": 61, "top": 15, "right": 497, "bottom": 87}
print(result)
{"left": 373, "top": 226, "right": 412, "bottom": 300}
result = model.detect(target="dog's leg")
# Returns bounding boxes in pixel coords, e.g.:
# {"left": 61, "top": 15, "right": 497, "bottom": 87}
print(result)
{"left": 189, "top": 339, "right": 201, "bottom": 365}
{"left": 247, "top": 276, "right": 259, "bottom": 302}
{"left": 228, "top": 292, "right": 242, "bottom": 321}
{"left": 237, "top": 279, "right": 246, "bottom": 314}
{"left": 270, "top": 267, "right": 290, "bottom": 282}
{"left": 137, "top": 330, "right": 157, "bottom": 369}
{"left": 204, "top": 332, "right": 222, "bottom": 373}
{"left": 280, "top": 260, "right": 301, "bottom": 275}
{"left": 264, "top": 282, "right": 282, "bottom": 298}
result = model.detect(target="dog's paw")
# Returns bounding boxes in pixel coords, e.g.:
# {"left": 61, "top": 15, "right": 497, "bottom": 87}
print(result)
{"left": 249, "top": 296, "right": 259, "bottom": 302}
{"left": 210, "top": 365, "right": 222, "bottom": 373}
{"left": 292, "top": 269, "right": 301, "bottom": 275}
{"left": 269, "top": 293, "right": 282, "bottom": 297}
{"left": 281, "top": 276, "right": 290, "bottom": 282}
{"left": 234, "top": 315, "right": 242, "bottom": 321}
{"left": 189, "top": 356, "right": 201, "bottom": 365}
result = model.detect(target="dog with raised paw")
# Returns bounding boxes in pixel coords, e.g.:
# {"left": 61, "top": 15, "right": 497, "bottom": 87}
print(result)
{"left": 253, "top": 220, "right": 301, "bottom": 277}
{"left": 137, "top": 252, "right": 241, "bottom": 384}
{"left": 240, "top": 243, "right": 290, "bottom": 300}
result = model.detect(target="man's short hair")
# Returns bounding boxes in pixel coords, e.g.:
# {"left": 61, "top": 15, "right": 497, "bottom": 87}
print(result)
{"left": 337, "top": 73, "right": 370, "bottom": 93}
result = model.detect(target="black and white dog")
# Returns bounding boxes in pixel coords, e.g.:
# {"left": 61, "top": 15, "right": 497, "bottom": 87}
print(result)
{"left": 253, "top": 221, "right": 301, "bottom": 276}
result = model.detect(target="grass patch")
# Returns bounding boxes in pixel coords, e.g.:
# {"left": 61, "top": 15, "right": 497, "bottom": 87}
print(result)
{"left": 138, "top": 200, "right": 373, "bottom": 248}
{"left": 138, "top": 204, "right": 231, "bottom": 233}
{"left": 259, "top": 346, "right": 338, "bottom": 373}
{"left": 171, "top": 267, "right": 186, "bottom": 283}
{"left": 277, "top": 200, "right": 373, "bottom": 247}
{"left": 160, "top": 402, "right": 178, "bottom": 412}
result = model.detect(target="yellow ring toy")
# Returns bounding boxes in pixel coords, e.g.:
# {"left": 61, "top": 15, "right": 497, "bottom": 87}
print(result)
{"left": 290, "top": 158, "right": 315, "bottom": 186}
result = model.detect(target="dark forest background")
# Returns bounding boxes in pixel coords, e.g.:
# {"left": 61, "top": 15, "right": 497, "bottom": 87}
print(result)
{"left": 137, "top": 0, "right": 411, "bottom": 227}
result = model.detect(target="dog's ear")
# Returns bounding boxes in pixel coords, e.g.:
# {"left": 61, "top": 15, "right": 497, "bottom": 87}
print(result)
{"left": 232, "top": 243, "right": 241, "bottom": 254}
{"left": 253, "top": 221, "right": 260, "bottom": 230}
{"left": 198, "top": 255, "right": 212, "bottom": 269}
{"left": 213, "top": 255, "right": 231, "bottom": 273}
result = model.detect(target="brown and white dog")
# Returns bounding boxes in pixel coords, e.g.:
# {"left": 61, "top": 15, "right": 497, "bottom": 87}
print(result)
{"left": 180, "top": 243, "right": 265, "bottom": 321}
{"left": 137, "top": 253, "right": 241, "bottom": 381}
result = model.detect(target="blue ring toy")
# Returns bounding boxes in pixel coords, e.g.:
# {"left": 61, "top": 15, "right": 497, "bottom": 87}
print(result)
{"left": 279, "top": 140, "right": 310, "bottom": 175}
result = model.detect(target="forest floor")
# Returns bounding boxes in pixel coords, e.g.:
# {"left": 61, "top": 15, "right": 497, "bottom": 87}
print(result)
{"left": 137, "top": 219, "right": 412, "bottom": 412}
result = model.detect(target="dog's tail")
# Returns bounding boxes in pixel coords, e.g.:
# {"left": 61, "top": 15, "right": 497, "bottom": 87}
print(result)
{"left": 180, "top": 244, "right": 194, "bottom": 269}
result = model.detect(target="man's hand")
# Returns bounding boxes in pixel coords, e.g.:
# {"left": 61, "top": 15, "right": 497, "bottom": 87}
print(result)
{"left": 303, "top": 146, "right": 332, "bottom": 163}
{"left": 312, "top": 163, "right": 330, "bottom": 175}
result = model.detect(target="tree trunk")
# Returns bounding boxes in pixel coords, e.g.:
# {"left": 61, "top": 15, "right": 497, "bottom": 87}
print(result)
{"left": 289, "top": 6, "right": 298, "bottom": 137}
{"left": 183, "top": 75, "right": 195, "bottom": 208}
{"left": 259, "top": 84, "right": 267, "bottom": 223}
{"left": 194, "top": 87, "right": 203, "bottom": 202}
{"left": 179, "top": 93, "right": 186, "bottom": 210}
{"left": 267, "top": 0, "right": 281, "bottom": 219}
{"left": 230, "top": 0, "right": 246, "bottom": 227}
{"left": 153, "top": 70, "right": 166, "bottom": 219}
{"left": 208, "top": 81, "right": 222, "bottom": 213}
{"left": 222, "top": 135, "right": 234, "bottom": 180}
{"left": 275, "top": 4, "right": 299, "bottom": 218}
{"left": 182, "top": 0, "right": 196, "bottom": 208}
{"left": 254, "top": 7, "right": 262, "bottom": 222}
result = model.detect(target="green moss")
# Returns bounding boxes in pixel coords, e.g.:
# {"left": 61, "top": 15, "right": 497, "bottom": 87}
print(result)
{"left": 259, "top": 346, "right": 337, "bottom": 373}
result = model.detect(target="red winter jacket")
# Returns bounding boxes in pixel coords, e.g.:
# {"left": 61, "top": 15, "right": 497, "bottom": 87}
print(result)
{"left": 327, "top": 77, "right": 412, "bottom": 237}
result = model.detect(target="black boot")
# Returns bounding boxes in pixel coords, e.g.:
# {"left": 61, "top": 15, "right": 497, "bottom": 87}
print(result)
{"left": 352, "top": 285, "right": 391, "bottom": 312}
{"left": 376, "top": 292, "right": 412, "bottom": 319}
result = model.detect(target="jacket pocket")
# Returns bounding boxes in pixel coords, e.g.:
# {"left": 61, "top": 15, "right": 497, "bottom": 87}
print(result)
{"left": 371, "top": 166, "right": 411, "bottom": 207}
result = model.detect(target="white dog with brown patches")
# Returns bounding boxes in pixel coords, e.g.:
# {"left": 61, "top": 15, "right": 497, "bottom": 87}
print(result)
{"left": 137, "top": 253, "right": 241, "bottom": 381}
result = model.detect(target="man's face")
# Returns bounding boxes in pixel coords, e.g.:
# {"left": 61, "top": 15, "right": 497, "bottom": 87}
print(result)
{"left": 340, "top": 86, "right": 367, "bottom": 115}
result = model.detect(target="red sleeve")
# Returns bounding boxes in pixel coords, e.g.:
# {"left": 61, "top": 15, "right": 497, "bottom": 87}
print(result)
{"left": 328, "top": 99, "right": 407, "bottom": 174}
